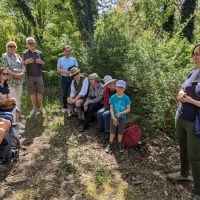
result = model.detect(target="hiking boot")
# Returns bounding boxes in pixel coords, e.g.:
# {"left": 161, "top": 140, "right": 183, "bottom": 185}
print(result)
{"left": 118, "top": 142, "right": 124, "bottom": 153}
{"left": 194, "top": 195, "right": 200, "bottom": 200}
{"left": 105, "top": 143, "right": 113, "bottom": 153}
{"left": 30, "top": 108, "right": 36, "bottom": 115}
{"left": 95, "top": 128, "right": 104, "bottom": 136}
{"left": 104, "top": 132, "right": 110, "bottom": 140}
{"left": 75, "top": 119, "right": 83, "bottom": 126}
{"left": 166, "top": 172, "right": 189, "bottom": 181}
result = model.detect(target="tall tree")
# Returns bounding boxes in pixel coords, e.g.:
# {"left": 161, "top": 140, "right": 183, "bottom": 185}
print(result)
{"left": 180, "top": 0, "right": 197, "bottom": 43}
{"left": 70, "top": 0, "right": 99, "bottom": 48}
{"left": 162, "top": 4, "right": 175, "bottom": 37}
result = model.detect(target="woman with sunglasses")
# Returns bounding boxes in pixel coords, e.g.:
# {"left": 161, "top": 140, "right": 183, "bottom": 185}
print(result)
{"left": 0, "top": 67, "right": 24, "bottom": 138}
{"left": 2, "top": 41, "right": 25, "bottom": 130}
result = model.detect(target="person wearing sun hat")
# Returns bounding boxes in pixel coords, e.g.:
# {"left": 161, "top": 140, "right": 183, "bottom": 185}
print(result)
{"left": 95, "top": 75, "right": 117, "bottom": 139}
{"left": 105, "top": 80, "right": 131, "bottom": 153}
{"left": 67, "top": 67, "right": 89, "bottom": 125}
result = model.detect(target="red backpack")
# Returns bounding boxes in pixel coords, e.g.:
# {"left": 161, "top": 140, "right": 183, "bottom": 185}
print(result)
{"left": 122, "top": 124, "right": 142, "bottom": 147}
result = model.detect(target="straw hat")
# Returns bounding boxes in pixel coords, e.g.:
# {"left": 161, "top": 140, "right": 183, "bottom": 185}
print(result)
{"left": 70, "top": 67, "right": 80, "bottom": 76}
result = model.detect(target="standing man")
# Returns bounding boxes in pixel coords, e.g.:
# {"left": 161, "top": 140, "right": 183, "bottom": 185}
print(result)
{"left": 57, "top": 46, "right": 78, "bottom": 113}
{"left": 22, "top": 37, "right": 46, "bottom": 115}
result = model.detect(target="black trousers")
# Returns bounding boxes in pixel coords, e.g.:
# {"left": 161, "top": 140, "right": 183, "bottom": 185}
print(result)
{"left": 83, "top": 103, "right": 103, "bottom": 128}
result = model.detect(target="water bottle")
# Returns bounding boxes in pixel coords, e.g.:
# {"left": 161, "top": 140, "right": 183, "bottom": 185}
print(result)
{"left": 7, "top": 148, "right": 13, "bottom": 162}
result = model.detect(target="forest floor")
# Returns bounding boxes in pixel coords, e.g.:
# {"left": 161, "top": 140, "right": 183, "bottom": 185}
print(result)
{"left": 0, "top": 106, "right": 195, "bottom": 200}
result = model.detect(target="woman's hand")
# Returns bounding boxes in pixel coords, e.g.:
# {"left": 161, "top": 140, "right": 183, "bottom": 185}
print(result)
{"left": 13, "top": 73, "right": 23, "bottom": 79}
{"left": 9, "top": 97, "right": 16, "bottom": 103}
{"left": 184, "top": 95, "right": 193, "bottom": 104}
{"left": 177, "top": 90, "right": 186, "bottom": 103}
{"left": 112, "top": 118, "right": 119, "bottom": 126}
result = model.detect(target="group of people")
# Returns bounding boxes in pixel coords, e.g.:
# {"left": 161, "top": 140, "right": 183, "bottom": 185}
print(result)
{"left": 58, "top": 44, "right": 200, "bottom": 199}
{"left": 0, "top": 37, "right": 45, "bottom": 171}
{"left": 0, "top": 39, "right": 200, "bottom": 199}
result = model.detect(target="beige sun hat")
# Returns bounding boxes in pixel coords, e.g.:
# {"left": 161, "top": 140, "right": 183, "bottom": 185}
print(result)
{"left": 103, "top": 75, "right": 117, "bottom": 88}
{"left": 70, "top": 67, "right": 80, "bottom": 76}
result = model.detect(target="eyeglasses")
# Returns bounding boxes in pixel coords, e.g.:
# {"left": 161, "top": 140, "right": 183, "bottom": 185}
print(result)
{"left": 73, "top": 73, "right": 79, "bottom": 77}
{"left": 89, "top": 78, "right": 95, "bottom": 80}
{"left": 2, "top": 73, "right": 9, "bottom": 76}
{"left": 192, "top": 53, "right": 200, "bottom": 58}
{"left": 65, "top": 50, "right": 71, "bottom": 52}
{"left": 27, "top": 43, "right": 35, "bottom": 45}
{"left": 8, "top": 46, "right": 16, "bottom": 48}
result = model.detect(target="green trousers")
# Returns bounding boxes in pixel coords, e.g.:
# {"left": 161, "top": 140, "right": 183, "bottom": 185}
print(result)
{"left": 175, "top": 115, "right": 200, "bottom": 195}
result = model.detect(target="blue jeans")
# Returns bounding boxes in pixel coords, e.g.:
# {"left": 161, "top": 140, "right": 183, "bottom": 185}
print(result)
{"left": 62, "top": 76, "right": 73, "bottom": 109}
{"left": 97, "top": 107, "right": 111, "bottom": 132}
{"left": 0, "top": 112, "right": 13, "bottom": 134}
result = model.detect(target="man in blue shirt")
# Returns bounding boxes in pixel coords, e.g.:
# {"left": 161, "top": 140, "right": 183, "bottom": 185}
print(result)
{"left": 57, "top": 46, "right": 78, "bottom": 113}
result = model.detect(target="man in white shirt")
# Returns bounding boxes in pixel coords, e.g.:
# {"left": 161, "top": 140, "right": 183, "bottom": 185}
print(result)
{"left": 67, "top": 67, "right": 89, "bottom": 125}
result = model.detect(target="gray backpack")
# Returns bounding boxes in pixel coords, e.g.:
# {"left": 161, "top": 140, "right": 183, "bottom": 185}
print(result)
{"left": 0, "top": 132, "right": 20, "bottom": 163}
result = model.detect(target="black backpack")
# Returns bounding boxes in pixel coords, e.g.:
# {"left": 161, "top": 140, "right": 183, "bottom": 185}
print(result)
{"left": 0, "top": 132, "right": 20, "bottom": 163}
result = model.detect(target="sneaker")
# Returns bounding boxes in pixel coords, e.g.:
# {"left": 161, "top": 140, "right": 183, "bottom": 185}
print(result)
{"left": 39, "top": 107, "right": 46, "bottom": 114}
{"left": 166, "top": 172, "right": 189, "bottom": 181}
{"left": 62, "top": 108, "right": 67, "bottom": 114}
{"left": 13, "top": 127, "right": 25, "bottom": 135}
{"left": 118, "top": 142, "right": 124, "bottom": 153}
{"left": 195, "top": 195, "right": 200, "bottom": 200}
{"left": 17, "top": 122, "right": 25, "bottom": 129}
{"left": 105, "top": 143, "right": 113, "bottom": 153}
{"left": 30, "top": 108, "right": 36, "bottom": 115}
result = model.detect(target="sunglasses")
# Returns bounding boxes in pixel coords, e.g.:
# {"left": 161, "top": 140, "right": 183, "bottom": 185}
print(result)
{"left": 2, "top": 73, "right": 9, "bottom": 76}
{"left": 73, "top": 72, "right": 79, "bottom": 77}
{"left": 8, "top": 46, "right": 16, "bottom": 48}
{"left": 27, "top": 43, "right": 35, "bottom": 45}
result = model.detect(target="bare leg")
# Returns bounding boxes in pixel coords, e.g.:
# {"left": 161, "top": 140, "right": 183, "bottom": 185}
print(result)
{"left": 37, "top": 93, "right": 43, "bottom": 108}
{"left": 118, "top": 134, "right": 123, "bottom": 143}
{"left": 109, "top": 133, "right": 115, "bottom": 143}
{"left": 31, "top": 93, "right": 37, "bottom": 108}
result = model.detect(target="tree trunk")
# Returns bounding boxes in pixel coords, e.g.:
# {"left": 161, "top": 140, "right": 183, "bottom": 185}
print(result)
{"left": 180, "top": 0, "right": 197, "bottom": 43}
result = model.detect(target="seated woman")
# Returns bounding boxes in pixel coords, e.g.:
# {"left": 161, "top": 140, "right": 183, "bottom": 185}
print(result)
{"left": 79, "top": 73, "right": 104, "bottom": 132}
{"left": 0, "top": 117, "right": 11, "bottom": 172}
{"left": 0, "top": 67, "right": 24, "bottom": 136}
{"left": 95, "top": 75, "right": 117, "bottom": 140}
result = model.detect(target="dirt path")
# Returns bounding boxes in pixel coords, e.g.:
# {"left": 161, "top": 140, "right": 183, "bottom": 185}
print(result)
{"left": 0, "top": 108, "right": 194, "bottom": 200}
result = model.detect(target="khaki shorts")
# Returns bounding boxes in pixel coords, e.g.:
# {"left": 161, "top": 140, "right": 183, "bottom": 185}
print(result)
{"left": 27, "top": 75, "right": 44, "bottom": 94}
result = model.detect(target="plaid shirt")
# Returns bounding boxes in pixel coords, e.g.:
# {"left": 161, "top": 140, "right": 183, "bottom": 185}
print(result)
{"left": 86, "top": 82, "right": 104, "bottom": 104}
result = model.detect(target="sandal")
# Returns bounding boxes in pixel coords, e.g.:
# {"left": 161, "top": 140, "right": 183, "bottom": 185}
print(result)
{"left": 0, "top": 164, "right": 7, "bottom": 172}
